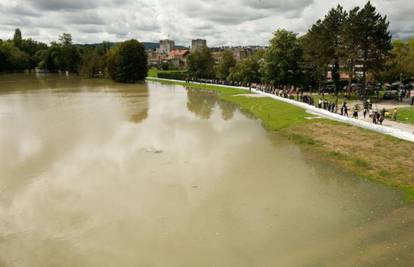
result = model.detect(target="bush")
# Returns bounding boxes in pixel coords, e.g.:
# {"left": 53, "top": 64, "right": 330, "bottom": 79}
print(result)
{"left": 107, "top": 39, "right": 147, "bottom": 83}
{"left": 157, "top": 71, "right": 187, "bottom": 80}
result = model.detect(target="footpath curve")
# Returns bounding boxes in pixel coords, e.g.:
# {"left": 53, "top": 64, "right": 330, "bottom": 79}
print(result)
{"left": 147, "top": 77, "right": 414, "bottom": 143}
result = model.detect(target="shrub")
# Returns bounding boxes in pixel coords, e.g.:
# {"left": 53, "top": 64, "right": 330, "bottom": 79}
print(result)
{"left": 107, "top": 39, "right": 147, "bottom": 83}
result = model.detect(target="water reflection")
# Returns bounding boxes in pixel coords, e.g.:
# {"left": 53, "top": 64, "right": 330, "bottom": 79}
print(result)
{"left": 186, "top": 87, "right": 236, "bottom": 121}
{"left": 0, "top": 74, "right": 148, "bottom": 204}
{"left": 186, "top": 88, "right": 217, "bottom": 119}
{"left": 217, "top": 99, "right": 237, "bottom": 121}
{"left": 0, "top": 75, "right": 412, "bottom": 267}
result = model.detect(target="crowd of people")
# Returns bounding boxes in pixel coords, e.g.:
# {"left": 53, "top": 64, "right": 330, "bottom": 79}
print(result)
{"left": 250, "top": 83, "right": 405, "bottom": 126}
{"left": 184, "top": 79, "right": 411, "bottom": 126}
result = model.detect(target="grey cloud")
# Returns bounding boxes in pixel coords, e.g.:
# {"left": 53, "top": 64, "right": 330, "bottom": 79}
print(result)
{"left": 75, "top": 25, "right": 105, "bottom": 34}
{"left": 0, "top": 0, "right": 413, "bottom": 46}
{"left": 26, "top": 0, "right": 128, "bottom": 11}
{"left": 63, "top": 12, "right": 106, "bottom": 25}
{"left": 241, "top": 0, "right": 314, "bottom": 11}
{"left": 0, "top": 3, "right": 40, "bottom": 17}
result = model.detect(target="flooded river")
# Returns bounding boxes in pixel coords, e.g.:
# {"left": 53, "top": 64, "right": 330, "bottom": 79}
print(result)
{"left": 0, "top": 74, "right": 413, "bottom": 266}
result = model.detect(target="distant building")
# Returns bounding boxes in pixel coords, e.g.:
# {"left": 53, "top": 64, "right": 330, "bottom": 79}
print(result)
{"left": 159, "top": 39, "right": 175, "bottom": 54}
{"left": 168, "top": 49, "right": 190, "bottom": 68}
{"left": 208, "top": 46, "right": 266, "bottom": 63}
{"left": 147, "top": 48, "right": 190, "bottom": 69}
{"left": 191, "top": 39, "right": 207, "bottom": 52}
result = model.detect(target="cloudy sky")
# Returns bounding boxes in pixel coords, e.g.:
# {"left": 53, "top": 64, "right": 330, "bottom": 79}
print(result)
{"left": 0, "top": 0, "right": 413, "bottom": 46}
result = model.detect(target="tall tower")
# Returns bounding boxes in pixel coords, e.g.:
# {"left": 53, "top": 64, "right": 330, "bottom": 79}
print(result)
{"left": 191, "top": 39, "right": 207, "bottom": 52}
{"left": 159, "top": 39, "right": 175, "bottom": 54}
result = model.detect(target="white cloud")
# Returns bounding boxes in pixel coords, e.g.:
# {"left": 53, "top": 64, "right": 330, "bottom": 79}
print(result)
{"left": 0, "top": 0, "right": 412, "bottom": 46}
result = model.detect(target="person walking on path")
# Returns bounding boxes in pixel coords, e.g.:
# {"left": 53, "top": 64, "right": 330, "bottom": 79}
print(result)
{"left": 353, "top": 109, "right": 358, "bottom": 119}
{"left": 341, "top": 102, "right": 349, "bottom": 117}
{"left": 352, "top": 104, "right": 359, "bottom": 119}
{"left": 379, "top": 112, "right": 385, "bottom": 125}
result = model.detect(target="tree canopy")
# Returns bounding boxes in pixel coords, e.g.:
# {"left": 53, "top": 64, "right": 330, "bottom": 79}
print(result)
{"left": 228, "top": 55, "right": 261, "bottom": 85}
{"left": 262, "top": 29, "right": 303, "bottom": 86}
{"left": 187, "top": 47, "right": 215, "bottom": 79}
{"left": 107, "top": 39, "right": 148, "bottom": 83}
{"left": 216, "top": 49, "right": 236, "bottom": 80}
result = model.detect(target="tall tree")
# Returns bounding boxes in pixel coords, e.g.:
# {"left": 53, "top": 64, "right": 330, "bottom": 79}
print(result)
{"left": 321, "top": 5, "right": 347, "bottom": 96}
{"left": 187, "top": 47, "right": 215, "bottom": 79}
{"left": 59, "top": 33, "right": 73, "bottom": 46}
{"left": 13, "top": 28, "right": 22, "bottom": 48}
{"left": 381, "top": 39, "right": 414, "bottom": 82}
{"left": 107, "top": 39, "right": 148, "bottom": 83}
{"left": 342, "top": 7, "right": 362, "bottom": 95}
{"left": 354, "top": 1, "right": 392, "bottom": 86}
{"left": 37, "top": 33, "right": 81, "bottom": 73}
{"left": 216, "top": 49, "right": 236, "bottom": 80}
{"left": 262, "top": 29, "right": 303, "bottom": 86}
{"left": 228, "top": 56, "right": 261, "bottom": 85}
{"left": 0, "top": 41, "right": 30, "bottom": 72}
{"left": 301, "top": 20, "right": 329, "bottom": 90}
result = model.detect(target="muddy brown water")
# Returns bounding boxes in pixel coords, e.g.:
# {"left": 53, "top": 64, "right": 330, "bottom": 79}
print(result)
{"left": 0, "top": 74, "right": 413, "bottom": 266}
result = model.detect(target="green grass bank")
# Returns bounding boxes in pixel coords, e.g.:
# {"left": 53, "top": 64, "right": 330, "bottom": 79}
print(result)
{"left": 396, "top": 107, "right": 414, "bottom": 125}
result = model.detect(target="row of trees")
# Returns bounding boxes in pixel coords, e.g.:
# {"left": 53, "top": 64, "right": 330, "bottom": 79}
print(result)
{"left": 0, "top": 29, "right": 47, "bottom": 72}
{"left": 0, "top": 29, "right": 148, "bottom": 83}
{"left": 187, "top": 1, "right": 397, "bottom": 95}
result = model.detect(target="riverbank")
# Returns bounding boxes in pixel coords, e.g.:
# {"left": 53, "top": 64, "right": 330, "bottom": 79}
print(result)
{"left": 147, "top": 77, "right": 414, "bottom": 202}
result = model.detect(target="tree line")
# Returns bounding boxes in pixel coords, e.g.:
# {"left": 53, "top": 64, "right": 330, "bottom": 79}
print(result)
{"left": 187, "top": 1, "right": 408, "bottom": 95}
{"left": 0, "top": 30, "right": 147, "bottom": 83}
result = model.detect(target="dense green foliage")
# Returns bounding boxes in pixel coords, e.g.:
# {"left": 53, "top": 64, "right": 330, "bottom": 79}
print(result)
{"left": 0, "top": 29, "right": 144, "bottom": 82}
{"left": 381, "top": 39, "right": 414, "bottom": 81}
{"left": 0, "top": 29, "right": 47, "bottom": 72}
{"left": 107, "top": 39, "right": 148, "bottom": 83}
{"left": 187, "top": 47, "right": 215, "bottom": 79}
{"left": 228, "top": 56, "right": 261, "bottom": 84}
{"left": 215, "top": 50, "right": 236, "bottom": 80}
{"left": 37, "top": 34, "right": 81, "bottom": 73}
{"left": 301, "top": 2, "right": 391, "bottom": 91}
{"left": 261, "top": 29, "right": 303, "bottom": 86}
{"left": 157, "top": 71, "right": 187, "bottom": 80}
{"left": 0, "top": 41, "right": 31, "bottom": 71}
{"left": 78, "top": 46, "right": 108, "bottom": 78}
{"left": 147, "top": 68, "right": 187, "bottom": 80}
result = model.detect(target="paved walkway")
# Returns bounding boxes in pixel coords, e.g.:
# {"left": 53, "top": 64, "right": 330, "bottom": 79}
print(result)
{"left": 344, "top": 99, "right": 414, "bottom": 134}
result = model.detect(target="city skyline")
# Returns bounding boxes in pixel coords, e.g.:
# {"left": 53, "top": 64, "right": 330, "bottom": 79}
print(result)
{"left": 1, "top": 0, "right": 413, "bottom": 46}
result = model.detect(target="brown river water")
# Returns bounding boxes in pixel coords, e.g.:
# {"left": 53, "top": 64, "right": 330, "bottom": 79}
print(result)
{"left": 0, "top": 74, "right": 413, "bottom": 266}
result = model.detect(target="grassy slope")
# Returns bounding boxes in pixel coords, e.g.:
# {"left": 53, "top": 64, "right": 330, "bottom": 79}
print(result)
{"left": 222, "top": 94, "right": 310, "bottom": 130}
{"left": 396, "top": 107, "right": 414, "bottom": 125}
{"left": 147, "top": 68, "right": 187, "bottom": 78}
{"left": 148, "top": 78, "right": 414, "bottom": 202}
